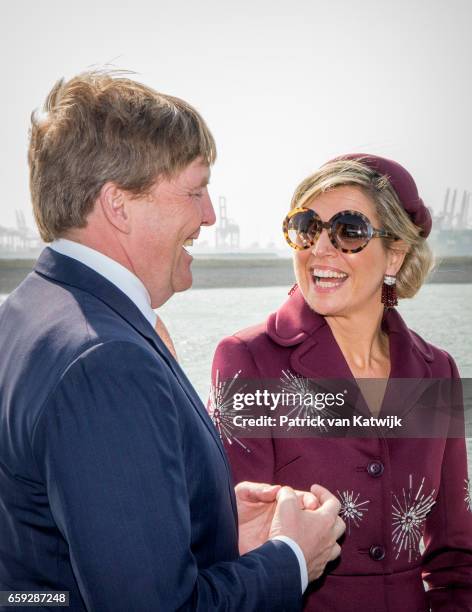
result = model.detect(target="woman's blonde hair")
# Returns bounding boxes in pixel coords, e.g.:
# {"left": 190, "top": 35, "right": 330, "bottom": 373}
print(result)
{"left": 290, "top": 158, "right": 433, "bottom": 299}
{"left": 29, "top": 70, "right": 216, "bottom": 242}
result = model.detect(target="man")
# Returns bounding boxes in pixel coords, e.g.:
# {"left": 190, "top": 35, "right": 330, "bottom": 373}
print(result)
{"left": 0, "top": 71, "right": 344, "bottom": 610}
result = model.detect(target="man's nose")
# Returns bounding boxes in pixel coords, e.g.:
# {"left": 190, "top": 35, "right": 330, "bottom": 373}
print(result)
{"left": 311, "top": 227, "right": 337, "bottom": 257}
{"left": 201, "top": 193, "right": 216, "bottom": 227}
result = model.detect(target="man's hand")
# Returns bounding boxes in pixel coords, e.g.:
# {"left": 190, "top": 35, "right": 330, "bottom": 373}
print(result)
{"left": 269, "top": 484, "right": 345, "bottom": 582}
{"left": 236, "top": 481, "right": 318, "bottom": 555}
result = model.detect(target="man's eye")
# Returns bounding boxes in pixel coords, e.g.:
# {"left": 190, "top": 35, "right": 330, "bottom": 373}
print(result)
{"left": 190, "top": 191, "right": 203, "bottom": 198}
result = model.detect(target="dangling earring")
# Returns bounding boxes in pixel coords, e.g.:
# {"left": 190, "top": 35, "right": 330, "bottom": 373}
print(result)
{"left": 288, "top": 283, "right": 298, "bottom": 296}
{"left": 381, "top": 275, "right": 398, "bottom": 308}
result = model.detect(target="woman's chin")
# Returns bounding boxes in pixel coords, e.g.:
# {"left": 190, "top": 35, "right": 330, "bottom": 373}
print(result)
{"left": 304, "top": 291, "right": 339, "bottom": 315}
{"left": 302, "top": 278, "right": 349, "bottom": 315}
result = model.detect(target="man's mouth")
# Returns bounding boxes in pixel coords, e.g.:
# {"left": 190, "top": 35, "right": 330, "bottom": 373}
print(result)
{"left": 312, "top": 267, "right": 348, "bottom": 289}
{"left": 182, "top": 233, "right": 200, "bottom": 254}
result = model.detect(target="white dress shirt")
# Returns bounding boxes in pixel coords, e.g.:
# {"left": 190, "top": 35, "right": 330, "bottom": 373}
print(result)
{"left": 49, "top": 239, "right": 157, "bottom": 328}
{"left": 48, "top": 239, "right": 308, "bottom": 593}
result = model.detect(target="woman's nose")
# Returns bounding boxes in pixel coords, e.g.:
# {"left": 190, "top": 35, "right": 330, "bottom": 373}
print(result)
{"left": 311, "top": 227, "right": 337, "bottom": 257}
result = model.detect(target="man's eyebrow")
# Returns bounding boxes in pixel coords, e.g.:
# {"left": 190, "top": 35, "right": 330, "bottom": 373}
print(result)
{"left": 199, "top": 170, "right": 211, "bottom": 187}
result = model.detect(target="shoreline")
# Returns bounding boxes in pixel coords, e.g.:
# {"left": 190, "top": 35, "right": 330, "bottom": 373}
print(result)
{"left": 1, "top": 256, "right": 472, "bottom": 292}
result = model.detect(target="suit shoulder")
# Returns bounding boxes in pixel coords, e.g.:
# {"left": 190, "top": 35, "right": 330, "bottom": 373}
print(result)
{"left": 63, "top": 339, "right": 161, "bottom": 371}
{"left": 33, "top": 341, "right": 173, "bottom": 428}
{"left": 6, "top": 270, "right": 144, "bottom": 349}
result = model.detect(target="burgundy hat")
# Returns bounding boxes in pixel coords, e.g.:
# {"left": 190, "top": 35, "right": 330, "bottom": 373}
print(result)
{"left": 331, "top": 153, "right": 432, "bottom": 237}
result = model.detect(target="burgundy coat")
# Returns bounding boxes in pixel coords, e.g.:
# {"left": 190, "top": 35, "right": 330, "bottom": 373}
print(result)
{"left": 210, "top": 289, "right": 472, "bottom": 612}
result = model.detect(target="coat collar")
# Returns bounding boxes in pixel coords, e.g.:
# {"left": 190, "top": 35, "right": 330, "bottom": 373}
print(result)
{"left": 34, "top": 248, "right": 233, "bottom": 477}
{"left": 267, "top": 288, "right": 442, "bottom": 431}
{"left": 266, "top": 286, "right": 434, "bottom": 384}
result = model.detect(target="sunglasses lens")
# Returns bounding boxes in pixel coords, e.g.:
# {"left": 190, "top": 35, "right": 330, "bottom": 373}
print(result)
{"left": 285, "top": 210, "right": 320, "bottom": 249}
{"left": 332, "top": 213, "right": 370, "bottom": 251}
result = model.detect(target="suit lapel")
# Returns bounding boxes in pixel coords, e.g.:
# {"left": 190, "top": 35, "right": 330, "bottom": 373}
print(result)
{"left": 35, "top": 248, "right": 232, "bottom": 471}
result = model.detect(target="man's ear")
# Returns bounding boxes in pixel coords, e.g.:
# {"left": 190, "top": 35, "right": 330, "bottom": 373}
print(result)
{"left": 385, "top": 240, "right": 409, "bottom": 276}
{"left": 98, "top": 182, "right": 131, "bottom": 233}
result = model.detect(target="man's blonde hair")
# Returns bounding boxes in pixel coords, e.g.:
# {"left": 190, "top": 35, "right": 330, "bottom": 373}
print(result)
{"left": 29, "top": 70, "right": 216, "bottom": 242}
{"left": 291, "top": 159, "right": 434, "bottom": 299}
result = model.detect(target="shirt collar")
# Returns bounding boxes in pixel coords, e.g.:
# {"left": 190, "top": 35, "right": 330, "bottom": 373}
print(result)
{"left": 49, "top": 239, "right": 157, "bottom": 329}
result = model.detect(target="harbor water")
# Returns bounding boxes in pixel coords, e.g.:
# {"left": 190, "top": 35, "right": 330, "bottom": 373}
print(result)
{"left": 1, "top": 283, "right": 471, "bottom": 473}
{"left": 158, "top": 283, "right": 472, "bottom": 478}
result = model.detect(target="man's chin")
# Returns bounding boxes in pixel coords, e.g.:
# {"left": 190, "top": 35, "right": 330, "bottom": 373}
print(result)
{"left": 173, "top": 272, "right": 193, "bottom": 294}
{"left": 150, "top": 272, "right": 192, "bottom": 308}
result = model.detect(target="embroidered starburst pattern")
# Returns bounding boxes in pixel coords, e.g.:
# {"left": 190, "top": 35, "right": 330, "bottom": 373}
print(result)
{"left": 208, "top": 369, "right": 250, "bottom": 453}
{"left": 337, "top": 490, "right": 370, "bottom": 534}
{"left": 279, "top": 370, "right": 339, "bottom": 431}
{"left": 392, "top": 475, "right": 436, "bottom": 562}
{"left": 465, "top": 479, "right": 472, "bottom": 513}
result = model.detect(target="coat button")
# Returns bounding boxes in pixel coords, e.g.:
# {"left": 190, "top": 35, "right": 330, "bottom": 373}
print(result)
{"left": 367, "top": 461, "right": 384, "bottom": 477}
{"left": 369, "top": 545, "right": 386, "bottom": 561}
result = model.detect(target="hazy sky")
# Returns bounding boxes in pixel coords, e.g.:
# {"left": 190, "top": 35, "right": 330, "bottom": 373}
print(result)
{"left": 2, "top": 0, "right": 471, "bottom": 248}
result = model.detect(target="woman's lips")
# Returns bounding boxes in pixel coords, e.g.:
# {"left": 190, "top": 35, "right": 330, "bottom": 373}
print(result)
{"left": 311, "top": 267, "right": 348, "bottom": 292}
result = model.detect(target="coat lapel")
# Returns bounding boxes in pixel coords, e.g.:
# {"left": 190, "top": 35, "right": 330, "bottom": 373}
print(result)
{"left": 380, "top": 308, "right": 435, "bottom": 424}
{"left": 267, "top": 289, "right": 361, "bottom": 415}
{"left": 383, "top": 308, "right": 433, "bottom": 379}
{"left": 267, "top": 287, "right": 436, "bottom": 421}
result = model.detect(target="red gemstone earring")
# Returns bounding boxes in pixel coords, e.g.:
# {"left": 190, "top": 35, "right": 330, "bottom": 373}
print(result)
{"left": 288, "top": 283, "right": 298, "bottom": 296}
{"left": 381, "top": 275, "right": 398, "bottom": 308}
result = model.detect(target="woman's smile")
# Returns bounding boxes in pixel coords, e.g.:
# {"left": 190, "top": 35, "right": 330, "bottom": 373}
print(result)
{"left": 311, "top": 265, "right": 349, "bottom": 292}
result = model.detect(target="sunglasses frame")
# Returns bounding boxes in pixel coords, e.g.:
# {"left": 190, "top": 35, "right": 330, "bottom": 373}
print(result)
{"left": 283, "top": 207, "right": 397, "bottom": 254}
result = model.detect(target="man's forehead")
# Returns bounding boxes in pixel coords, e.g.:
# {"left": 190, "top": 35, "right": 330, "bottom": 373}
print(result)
{"left": 156, "top": 159, "right": 210, "bottom": 191}
{"left": 183, "top": 159, "right": 211, "bottom": 185}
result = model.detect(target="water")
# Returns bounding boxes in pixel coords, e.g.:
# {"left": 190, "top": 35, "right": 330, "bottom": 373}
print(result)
{"left": 160, "top": 283, "right": 472, "bottom": 478}
{"left": 156, "top": 284, "right": 472, "bottom": 398}
{"left": 2, "top": 284, "right": 471, "bottom": 471}
{"left": 1, "top": 283, "right": 471, "bottom": 397}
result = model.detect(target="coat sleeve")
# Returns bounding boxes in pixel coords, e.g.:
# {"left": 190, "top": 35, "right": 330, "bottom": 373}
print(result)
{"left": 210, "top": 335, "right": 277, "bottom": 486}
{"left": 421, "top": 354, "right": 472, "bottom": 610}
{"left": 31, "top": 341, "right": 301, "bottom": 612}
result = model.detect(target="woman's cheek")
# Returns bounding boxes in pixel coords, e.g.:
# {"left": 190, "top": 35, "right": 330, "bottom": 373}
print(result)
{"left": 293, "top": 252, "right": 308, "bottom": 284}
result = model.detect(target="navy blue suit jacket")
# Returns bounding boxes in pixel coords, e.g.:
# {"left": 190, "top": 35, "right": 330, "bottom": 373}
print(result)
{"left": 0, "top": 248, "right": 301, "bottom": 611}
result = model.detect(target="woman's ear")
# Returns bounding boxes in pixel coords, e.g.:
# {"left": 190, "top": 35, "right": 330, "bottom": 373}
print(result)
{"left": 385, "top": 240, "right": 409, "bottom": 276}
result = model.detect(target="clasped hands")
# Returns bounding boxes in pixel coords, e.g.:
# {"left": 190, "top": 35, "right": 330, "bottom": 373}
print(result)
{"left": 236, "top": 481, "right": 345, "bottom": 582}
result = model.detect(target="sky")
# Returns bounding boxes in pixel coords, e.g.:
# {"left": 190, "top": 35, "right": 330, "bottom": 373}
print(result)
{"left": 1, "top": 0, "right": 471, "bottom": 248}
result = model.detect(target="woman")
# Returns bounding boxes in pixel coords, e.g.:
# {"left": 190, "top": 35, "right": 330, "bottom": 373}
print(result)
{"left": 210, "top": 154, "right": 472, "bottom": 610}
